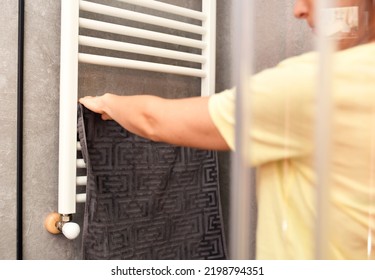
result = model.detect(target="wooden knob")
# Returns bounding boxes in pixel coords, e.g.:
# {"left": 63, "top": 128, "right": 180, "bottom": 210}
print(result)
{"left": 44, "top": 212, "right": 61, "bottom": 234}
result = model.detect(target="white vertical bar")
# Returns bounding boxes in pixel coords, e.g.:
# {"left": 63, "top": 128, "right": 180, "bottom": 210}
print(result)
{"left": 314, "top": 0, "right": 334, "bottom": 260}
{"left": 58, "top": 0, "right": 79, "bottom": 215}
{"left": 201, "top": 0, "right": 216, "bottom": 97}
{"left": 230, "top": 0, "right": 254, "bottom": 259}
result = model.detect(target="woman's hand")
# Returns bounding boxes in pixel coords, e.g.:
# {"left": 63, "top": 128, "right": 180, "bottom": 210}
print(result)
{"left": 79, "top": 94, "right": 113, "bottom": 120}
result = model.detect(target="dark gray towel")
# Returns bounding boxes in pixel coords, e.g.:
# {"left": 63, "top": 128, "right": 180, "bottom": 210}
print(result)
{"left": 77, "top": 104, "right": 227, "bottom": 259}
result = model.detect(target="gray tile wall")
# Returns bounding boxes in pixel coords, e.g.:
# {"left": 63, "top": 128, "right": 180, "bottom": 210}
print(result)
{"left": 0, "top": 0, "right": 312, "bottom": 259}
{"left": 0, "top": 0, "right": 18, "bottom": 261}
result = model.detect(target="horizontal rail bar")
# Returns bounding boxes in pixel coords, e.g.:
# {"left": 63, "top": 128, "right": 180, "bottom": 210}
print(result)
{"left": 76, "top": 158, "right": 86, "bottom": 168}
{"left": 115, "top": 0, "right": 206, "bottom": 21}
{"left": 79, "top": 35, "right": 205, "bottom": 64}
{"left": 76, "top": 193, "right": 86, "bottom": 203}
{"left": 79, "top": 18, "right": 205, "bottom": 50}
{"left": 80, "top": 1, "right": 205, "bottom": 35}
{"left": 76, "top": 176, "right": 87, "bottom": 186}
{"left": 79, "top": 53, "right": 206, "bottom": 77}
{"left": 76, "top": 141, "right": 81, "bottom": 151}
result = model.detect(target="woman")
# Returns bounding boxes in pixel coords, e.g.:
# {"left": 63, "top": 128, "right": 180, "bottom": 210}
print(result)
{"left": 79, "top": 0, "right": 375, "bottom": 259}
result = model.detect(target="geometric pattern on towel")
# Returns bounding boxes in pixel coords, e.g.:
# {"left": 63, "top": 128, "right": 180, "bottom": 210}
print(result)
{"left": 77, "top": 104, "right": 227, "bottom": 259}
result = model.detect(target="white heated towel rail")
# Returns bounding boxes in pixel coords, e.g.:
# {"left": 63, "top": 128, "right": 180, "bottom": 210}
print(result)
{"left": 44, "top": 0, "right": 216, "bottom": 240}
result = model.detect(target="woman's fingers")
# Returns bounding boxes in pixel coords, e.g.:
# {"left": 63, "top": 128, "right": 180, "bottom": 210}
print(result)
{"left": 79, "top": 96, "right": 103, "bottom": 113}
{"left": 79, "top": 95, "right": 113, "bottom": 120}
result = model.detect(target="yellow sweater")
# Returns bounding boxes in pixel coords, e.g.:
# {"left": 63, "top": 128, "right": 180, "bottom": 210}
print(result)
{"left": 208, "top": 43, "right": 375, "bottom": 259}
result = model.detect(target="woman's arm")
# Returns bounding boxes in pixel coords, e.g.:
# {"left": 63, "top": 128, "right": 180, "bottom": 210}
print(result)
{"left": 79, "top": 93, "right": 230, "bottom": 151}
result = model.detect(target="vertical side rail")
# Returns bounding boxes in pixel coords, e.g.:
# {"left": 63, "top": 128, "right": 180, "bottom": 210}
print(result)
{"left": 230, "top": 0, "right": 255, "bottom": 259}
{"left": 58, "top": 0, "right": 79, "bottom": 215}
{"left": 314, "top": 0, "right": 334, "bottom": 260}
{"left": 201, "top": 0, "right": 216, "bottom": 97}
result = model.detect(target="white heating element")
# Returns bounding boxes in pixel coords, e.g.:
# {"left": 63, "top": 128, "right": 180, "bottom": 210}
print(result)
{"left": 44, "top": 0, "right": 216, "bottom": 240}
